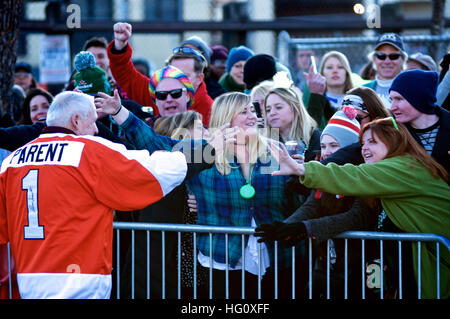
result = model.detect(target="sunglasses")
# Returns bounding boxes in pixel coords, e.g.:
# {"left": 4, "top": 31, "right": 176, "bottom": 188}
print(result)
{"left": 155, "top": 88, "right": 186, "bottom": 101}
{"left": 172, "top": 46, "right": 207, "bottom": 65}
{"left": 374, "top": 52, "right": 402, "bottom": 61}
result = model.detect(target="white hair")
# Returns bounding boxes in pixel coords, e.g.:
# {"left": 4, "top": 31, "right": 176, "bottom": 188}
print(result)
{"left": 46, "top": 91, "right": 95, "bottom": 127}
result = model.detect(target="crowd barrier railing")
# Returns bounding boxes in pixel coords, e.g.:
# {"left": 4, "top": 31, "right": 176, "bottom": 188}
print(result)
{"left": 3, "top": 222, "right": 449, "bottom": 299}
{"left": 113, "top": 222, "right": 449, "bottom": 300}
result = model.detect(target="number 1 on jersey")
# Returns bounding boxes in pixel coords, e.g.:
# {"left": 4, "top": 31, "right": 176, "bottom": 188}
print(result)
{"left": 22, "top": 169, "right": 44, "bottom": 239}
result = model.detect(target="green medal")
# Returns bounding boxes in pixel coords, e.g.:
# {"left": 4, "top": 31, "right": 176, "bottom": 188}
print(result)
{"left": 240, "top": 163, "right": 255, "bottom": 199}
{"left": 240, "top": 183, "right": 255, "bottom": 199}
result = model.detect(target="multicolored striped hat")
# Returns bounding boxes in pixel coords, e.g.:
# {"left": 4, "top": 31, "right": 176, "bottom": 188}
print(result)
{"left": 148, "top": 65, "right": 195, "bottom": 108}
{"left": 321, "top": 105, "right": 361, "bottom": 149}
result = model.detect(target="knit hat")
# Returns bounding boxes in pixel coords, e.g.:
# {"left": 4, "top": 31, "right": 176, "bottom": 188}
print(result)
{"left": 321, "top": 106, "right": 361, "bottom": 148}
{"left": 73, "top": 51, "right": 112, "bottom": 96}
{"left": 148, "top": 65, "right": 195, "bottom": 108}
{"left": 226, "top": 45, "right": 254, "bottom": 73}
{"left": 407, "top": 52, "right": 437, "bottom": 71}
{"left": 181, "top": 36, "right": 213, "bottom": 65}
{"left": 210, "top": 45, "right": 228, "bottom": 63}
{"left": 389, "top": 69, "right": 438, "bottom": 115}
{"left": 243, "top": 54, "right": 277, "bottom": 90}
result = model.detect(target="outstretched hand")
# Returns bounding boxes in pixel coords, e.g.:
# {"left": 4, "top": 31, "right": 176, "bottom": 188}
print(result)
{"left": 254, "top": 221, "right": 286, "bottom": 243}
{"left": 268, "top": 141, "right": 306, "bottom": 177}
{"left": 276, "top": 222, "right": 308, "bottom": 248}
{"left": 304, "top": 65, "right": 326, "bottom": 95}
{"left": 94, "top": 89, "right": 121, "bottom": 115}
{"left": 254, "top": 221, "right": 308, "bottom": 248}
{"left": 207, "top": 124, "right": 239, "bottom": 153}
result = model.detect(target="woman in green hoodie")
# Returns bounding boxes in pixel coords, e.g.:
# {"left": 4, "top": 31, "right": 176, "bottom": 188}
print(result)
{"left": 265, "top": 117, "right": 450, "bottom": 299}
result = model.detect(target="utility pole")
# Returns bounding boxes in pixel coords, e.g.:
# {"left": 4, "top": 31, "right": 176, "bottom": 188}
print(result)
{"left": 430, "top": 0, "right": 446, "bottom": 61}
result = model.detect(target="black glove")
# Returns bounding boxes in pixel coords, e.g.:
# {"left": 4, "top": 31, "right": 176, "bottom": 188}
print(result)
{"left": 254, "top": 221, "right": 285, "bottom": 243}
{"left": 277, "top": 222, "right": 308, "bottom": 248}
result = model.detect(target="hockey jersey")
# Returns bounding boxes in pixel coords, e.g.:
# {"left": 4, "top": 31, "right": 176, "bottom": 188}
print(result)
{"left": 0, "top": 131, "right": 188, "bottom": 299}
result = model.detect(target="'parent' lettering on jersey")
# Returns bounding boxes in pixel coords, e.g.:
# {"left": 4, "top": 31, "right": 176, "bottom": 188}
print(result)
{"left": 7, "top": 141, "right": 83, "bottom": 168}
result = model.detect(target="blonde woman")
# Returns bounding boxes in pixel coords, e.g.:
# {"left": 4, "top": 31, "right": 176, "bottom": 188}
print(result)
{"left": 153, "top": 110, "right": 209, "bottom": 140}
{"left": 250, "top": 80, "right": 274, "bottom": 108}
{"left": 250, "top": 80, "right": 274, "bottom": 128}
{"left": 146, "top": 110, "right": 210, "bottom": 298}
{"left": 319, "top": 50, "right": 354, "bottom": 108}
{"left": 186, "top": 92, "right": 304, "bottom": 299}
{"left": 303, "top": 51, "right": 355, "bottom": 128}
{"left": 96, "top": 90, "right": 304, "bottom": 298}
{"left": 264, "top": 86, "right": 322, "bottom": 162}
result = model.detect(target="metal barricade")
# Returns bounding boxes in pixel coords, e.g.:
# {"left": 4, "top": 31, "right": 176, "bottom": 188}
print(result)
{"left": 112, "top": 222, "right": 449, "bottom": 300}
{"left": 3, "top": 223, "right": 449, "bottom": 299}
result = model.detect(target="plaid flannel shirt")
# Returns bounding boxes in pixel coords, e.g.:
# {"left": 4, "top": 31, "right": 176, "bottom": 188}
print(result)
{"left": 120, "top": 112, "right": 302, "bottom": 268}
{"left": 121, "top": 112, "right": 177, "bottom": 152}
{"left": 186, "top": 159, "right": 300, "bottom": 269}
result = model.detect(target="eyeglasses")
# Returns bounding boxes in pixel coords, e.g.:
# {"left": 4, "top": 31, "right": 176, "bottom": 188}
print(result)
{"left": 155, "top": 88, "right": 186, "bottom": 101}
{"left": 172, "top": 46, "right": 207, "bottom": 65}
{"left": 374, "top": 52, "right": 402, "bottom": 61}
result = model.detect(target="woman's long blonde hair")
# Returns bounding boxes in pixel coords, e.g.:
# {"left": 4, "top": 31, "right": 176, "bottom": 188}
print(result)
{"left": 319, "top": 50, "right": 354, "bottom": 93}
{"left": 250, "top": 80, "right": 274, "bottom": 103}
{"left": 209, "top": 92, "right": 273, "bottom": 175}
{"left": 263, "top": 87, "right": 317, "bottom": 145}
{"left": 153, "top": 110, "right": 202, "bottom": 139}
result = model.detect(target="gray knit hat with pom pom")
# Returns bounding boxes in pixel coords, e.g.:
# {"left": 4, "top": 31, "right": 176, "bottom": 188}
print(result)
{"left": 73, "top": 51, "right": 112, "bottom": 96}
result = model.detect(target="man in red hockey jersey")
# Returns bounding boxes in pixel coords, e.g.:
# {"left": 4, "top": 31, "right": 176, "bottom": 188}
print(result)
{"left": 0, "top": 91, "right": 234, "bottom": 299}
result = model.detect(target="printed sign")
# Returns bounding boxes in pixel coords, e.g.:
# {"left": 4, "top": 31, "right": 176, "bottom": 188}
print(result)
{"left": 39, "top": 35, "right": 72, "bottom": 84}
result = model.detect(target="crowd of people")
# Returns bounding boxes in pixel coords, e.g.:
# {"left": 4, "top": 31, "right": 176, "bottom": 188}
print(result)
{"left": 0, "top": 23, "right": 449, "bottom": 300}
